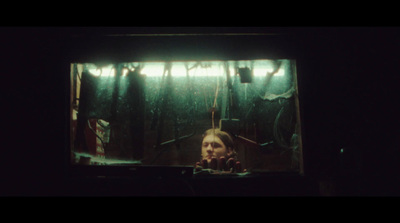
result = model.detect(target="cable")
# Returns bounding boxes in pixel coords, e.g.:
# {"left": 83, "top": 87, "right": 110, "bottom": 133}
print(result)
{"left": 97, "top": 119, "right": 111, "bottom": 130}
{"left": 260, "top": 87, "right": 295, "bottom": 101}
{"left": 273, "top": 105, "right": 297, "bottom": 157}
{"left": 211, "top": 81, "right": 220, "bottom": 130}
{"left": 87, "top": 120, "right": 106, "bottom": 150}
{"left": 273, "top": 107, "right": 286, "bottom": 148}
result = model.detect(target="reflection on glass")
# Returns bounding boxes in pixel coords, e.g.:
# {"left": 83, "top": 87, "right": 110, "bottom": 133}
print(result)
{"left": 70, "top": 59, "right": 302, "bottom": 174}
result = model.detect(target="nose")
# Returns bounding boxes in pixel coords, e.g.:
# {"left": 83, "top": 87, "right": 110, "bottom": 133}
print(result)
{"left": 206, "top": 144, "right": 214, "bottom": 153}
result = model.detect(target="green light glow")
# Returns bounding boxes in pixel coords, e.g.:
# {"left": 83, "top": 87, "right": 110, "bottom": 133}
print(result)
{"left": 85, "top": 60, "right": 285, "bottom": 77}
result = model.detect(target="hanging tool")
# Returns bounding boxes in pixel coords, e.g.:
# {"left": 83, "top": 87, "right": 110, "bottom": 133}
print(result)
{"left": 153, "top": 62, "right": 196, "bottom": 149}
{"left": 219, "top": 61, "right": 276, "bottom": 153}
{"left": 150, "top": 63, "right": 170, "bottom": 130}
{"left": 153, "top": 62, "right": 173, "bottom": 150}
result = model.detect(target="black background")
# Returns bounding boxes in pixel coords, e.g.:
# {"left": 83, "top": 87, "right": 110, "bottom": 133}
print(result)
{"left": 1, "top": 26, "right": 399, "bottom": 196}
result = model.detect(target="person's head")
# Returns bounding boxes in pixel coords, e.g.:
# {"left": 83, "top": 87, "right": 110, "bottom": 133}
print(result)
{"left": 201, "top": 128, "right": 236, "bottom": 162}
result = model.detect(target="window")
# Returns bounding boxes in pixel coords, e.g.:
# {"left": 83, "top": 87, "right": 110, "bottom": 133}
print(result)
{"left": 70, "top": 59, "right": 303, "bottom": 174}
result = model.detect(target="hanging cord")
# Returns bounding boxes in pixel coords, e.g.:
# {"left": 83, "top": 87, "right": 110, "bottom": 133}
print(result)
{"left": 150, "top": 63, "right": 169, "bottom": 130}
{"left": 211, "top": 79, "right": 220, "bottom": 130}
{"left": 184, "top": 63, "right": 196, "bottom": 128}
{"left": 72, "top": 64, "right": 83, "bottom": 111}
{"left": 261, "top": 87, "right": 296, "bottom": 101}
{"left": 154, "top": 62, "right": 172, "bottom": 148}
{"left": 97, "top": 119, "right": 111, "bottom": 130}
{"left": 149, "top": 63, "right": 197, "bottom": 164}
{"left": 211, "top": 79, "right": 219, "bottom": 148}
{"left": 224, "top": 62, "right": 233, "bottom": 120}
{"left": 259, "top": 60, "right": 296, "bottom": 101}
{"left": 273, "top": 107, "right": 286, "bottom": 148}
{"left": 273, "top": 105, "right": 296, "bottom": 156}
{"left": 87, "top": 120, "right": 106, "bottom": 151}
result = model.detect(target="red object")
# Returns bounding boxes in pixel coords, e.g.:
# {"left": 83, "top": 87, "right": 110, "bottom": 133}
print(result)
{"left": 201, "top": 159, "right": 208, "bottom": 169}
{"left": 235, "top": 161, "right": 242, "bottom": 173}
{"left": 73, "top": 119, "right": 106, "bottom": 159}
{"left": 219, "top": 156, "right": 226, "bottom": 171}
{"left": 210, "top": 158, "right": 218, "bottom": 170}
{"left": 227, "top": 158, "right": 235, "bottom": 171}
{"left": 94, "top": 120, "right": 106, "bottom": 159}
{"left": 86, "top": 119, "right": 97, "bottom": 156}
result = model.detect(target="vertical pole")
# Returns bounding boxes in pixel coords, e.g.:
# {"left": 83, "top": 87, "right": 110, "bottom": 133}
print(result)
{"left": 110, "top": 64, "right": 122, "bottom": 121}
{"left": 70, "top": 64, "right": 75, "bottom": 163}
{"left": 127, "top": 68, "right": 145, "bottom": 160}
{"left": 74, "top": 70, "right": 91, "bottom": 154}
{"left": 292, "top": 60, "right": 304, "bottom": 175}
{"left": 155, "top": 62, "right": 172, "bottom": 149}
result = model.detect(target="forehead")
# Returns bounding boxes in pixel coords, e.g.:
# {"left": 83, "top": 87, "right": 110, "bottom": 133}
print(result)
{"left": 202, "top": 134, "right": 224, "bottom": 145}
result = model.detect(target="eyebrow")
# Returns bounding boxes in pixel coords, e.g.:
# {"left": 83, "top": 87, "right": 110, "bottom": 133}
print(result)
{"left": 203, "top": 142, "right": 222, "bottom": 147}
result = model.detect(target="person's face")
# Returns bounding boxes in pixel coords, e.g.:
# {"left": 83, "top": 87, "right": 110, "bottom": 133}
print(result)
{"left": 201, "top": 134, "right": 231, "bottom": 163}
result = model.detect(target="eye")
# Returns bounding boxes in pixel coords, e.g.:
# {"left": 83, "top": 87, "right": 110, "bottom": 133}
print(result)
{"left": 213, "top": 143, "right": 222, "bottom": 148}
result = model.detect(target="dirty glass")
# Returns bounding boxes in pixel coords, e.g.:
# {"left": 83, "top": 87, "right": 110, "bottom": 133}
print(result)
{"left": 70, "top": 59, "right": 303, "bottom": 174}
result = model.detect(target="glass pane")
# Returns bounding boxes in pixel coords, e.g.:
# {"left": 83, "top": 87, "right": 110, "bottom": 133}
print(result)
{"left": 70, "top": 59, "right": 303, "bottom": 175}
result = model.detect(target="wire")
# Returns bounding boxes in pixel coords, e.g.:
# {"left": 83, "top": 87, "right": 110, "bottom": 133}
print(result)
{"left": 273, "top": 107, "right": 287, "bottom": 148}
{"left": 212, "top": 110, "right": 215, "bottom": 130}
{"left": 260, "top": 87, "right": 295, "bottom": 101}
{"left": 213, "top": 80, "right": 220, "bottom": 108}
{"left": 97, "top": 119, "right": 111, "bottom": 130}
{"left": 87, "top": 120, "right": 106, "bottom": 150}
{"left": 211, "top": 80, "right": 220, "bottom": 130}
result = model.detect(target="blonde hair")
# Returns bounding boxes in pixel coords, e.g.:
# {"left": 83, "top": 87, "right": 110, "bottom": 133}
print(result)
{"left": 202, "top": 128, "right": 237, "bottom": 159}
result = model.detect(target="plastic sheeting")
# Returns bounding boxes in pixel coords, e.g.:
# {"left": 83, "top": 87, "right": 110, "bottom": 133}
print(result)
{"left": 71, "top": 59, "right": 302, "bottom": 173}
